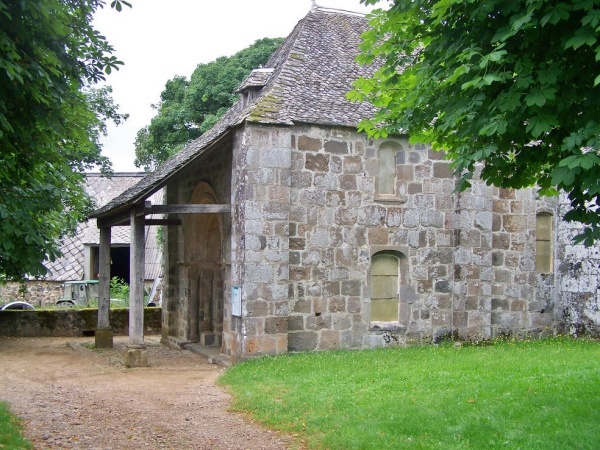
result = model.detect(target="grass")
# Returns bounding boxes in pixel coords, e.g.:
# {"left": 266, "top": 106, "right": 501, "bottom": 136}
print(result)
{"left": 0, "top": 402, "right": 32, "bottom": 449}
{"left": 219, "top": 337, "right": 600, "bottom": 449}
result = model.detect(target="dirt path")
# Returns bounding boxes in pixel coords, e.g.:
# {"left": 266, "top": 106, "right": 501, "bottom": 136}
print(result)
{"left": 0, "top": 336, "right": 291, "bottom": 449}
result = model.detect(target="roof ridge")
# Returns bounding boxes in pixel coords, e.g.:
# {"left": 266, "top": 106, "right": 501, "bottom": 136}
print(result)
{"left": 85, "top": 172, "right": 146, "bottom": 177}
{"left": 313, "top": 5, "right": 368, "bottom": 17}
{"left": 91, "top": 8, "right": 377, "bottom": 219}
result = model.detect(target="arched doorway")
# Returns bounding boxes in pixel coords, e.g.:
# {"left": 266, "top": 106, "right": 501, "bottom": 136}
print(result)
{"left": 185, "top": 182, "right": 224, "bottom": 347}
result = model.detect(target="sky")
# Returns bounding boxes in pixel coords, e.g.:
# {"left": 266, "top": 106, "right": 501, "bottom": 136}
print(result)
{"left": 92, "top": 0, "right": 380, "bottom": 172}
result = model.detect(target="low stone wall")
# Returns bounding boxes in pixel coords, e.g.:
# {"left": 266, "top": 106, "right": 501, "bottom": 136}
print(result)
{"left": 0, "top": 308, "right": 162, "bottom": 337}
{"left": 0, "top": 281, "right": 63, "bottom": 307}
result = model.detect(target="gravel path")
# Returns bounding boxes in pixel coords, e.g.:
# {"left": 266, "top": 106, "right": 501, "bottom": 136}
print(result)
{"left": 0, "top": 336, "right": 292, "bottom": 449}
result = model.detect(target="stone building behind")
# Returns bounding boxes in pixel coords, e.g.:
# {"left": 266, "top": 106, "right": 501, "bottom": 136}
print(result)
{"left": 92, "top": 7, "right": 600, "bottom": 362}
{"left": 0, "top": 173, "right": 162, "bottom": 307}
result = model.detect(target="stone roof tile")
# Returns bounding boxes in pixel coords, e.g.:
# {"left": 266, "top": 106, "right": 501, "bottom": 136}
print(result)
{"left": 93, "top": 8, "right": 377, "bottom": 218}
{"left": 44, "top": 174, "right": 162, "bottom": 281}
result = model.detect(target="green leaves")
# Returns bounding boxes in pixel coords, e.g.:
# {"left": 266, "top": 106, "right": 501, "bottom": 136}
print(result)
{"left": 352, "top": 0, "right": 600, "bottom": 243}
{"left": 134, "top": 38, "right": 284, "bottom": 171}
{"left": 559, "top": 152, "right": 600, "bottom": 170}
{"left": 110, "top": 1, "right": 132, "bottom": 12}
{"left": 0, "top": 0, "right": 126, "bottom": 281}
{"left": 524, "top": 87, "right": 556, "bottom": 107}
{"left": 526, "top": 115, "right": 559, "bottom": 137}
{"left": 564, "top": 28, "right": 598, "bottom": 50}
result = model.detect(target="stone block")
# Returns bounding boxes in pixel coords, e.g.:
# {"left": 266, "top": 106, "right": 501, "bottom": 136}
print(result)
{"left": 407, "top": 182, "right": 423, "bottom": 195}
{"left": 499, "top": 188, "right": 515, "bottom": 199}
{"left": 265, "top": 316, "right": 288, "bottom": 334}
{"left": 421, "top": 210, "right": 444, "bottom": 228}
{"left": 328, "top": 297, "right": 346, "bottom": 313}
{"left": 491, "top": 311, "right": 521, "bottom": 327}
{"left": 288, "top": 331, "right": 318, "bottom": 351}
{"left": 358, "top": 205, "right": 386, "bottom": 226}
{"left": 332, "top": 313, "right": 352, "bottom": 330}
{"left": 289, "top": 237, "right": 306, "bottom": 250}
{"left": 261, "top": 147, "right": 290, "bottom": 169}
{"left": 347, "top": 297, "right": 362, "bottom": 313}
{"left": 511, "top": 299, "right": 526, "bottom": 312}
{"left": 428, "top": 148, "right": 444, "bottom": 160}
{"left": 343, "top": 155, "right": 363, "bottom": 173}
{"left": 298, "top": 136, "right": 322, "bottom": 151}
{"left": 431, "top": 311, "right": 451, "bottom": 326}
{"left": 324, "top": 140, "right": 348, "bottom": 154}
{"left": 306, "top": 313, "right": 331, "bottom": 330}
{"left": 341, "top": 280, "right": 362, "bottom": 296}
{"left": 289, "top": 251, "right": 301, "bottom": 265}
{"left": 492, "top": 233, "right": 510, "bottom": 250}
{"left": 305, "top": 153, "right": 330, "bottom": 172}
{"left": 492, "top": 298, "right": 509, "bottom": 311}
{"left": 413, "top": 194, "right": 435, "bottom": 209}
{"left": 245, "top": 336, "right": 278, "bottom": 356}
{"left": 318, "top": 330, "right": 341, "bottom": 349}
{"left": 368, "top": 227, "right": 389, "bottom": 245}
{"left": 123, "top": 348, "right": 148, "bottom": 368}
{"left": 396, "top": 165, "right": 414, "bottom": 182}
{"left": 433, "top": 162, "right": 453, "bottom": 178}
{"left": 288, "top": 315, "right": 305, "bottom": 331}
{"left": 339, "top": 174, "right": 357, "bottom": 190}
{"left": 323, "top": 281, "right": 340, "bottom": 296}
{"left": 95, "top": 328, "right": 113, "bottom": 349}
{"left": 435, "top": 279, "right": 452, "bottom": 293}
{"left": 291, "top": 171, "right": 312, "bottom": 189}
{"left": 289, "top": 266, "right": 310, "bottom": 281}
{"left": 386, "top": 208, "right": 403, "bottom": 227}
{"left": 503, "top": 214, "right": 527, "bottom": 233}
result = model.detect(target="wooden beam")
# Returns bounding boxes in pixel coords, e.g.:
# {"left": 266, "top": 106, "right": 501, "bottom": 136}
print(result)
{"left": 147, "top": 204, "right": 231, "bottom": 214}
{"left": 97, "top": 210, "right": 131, "bottom": 228}
{"left": 129, "top": 209, "right": 145, "bottom": 348}
{"left": 97, "top": 226, "right": 111, "bottom": 330}
{"left": 145, "top": 219, "right": 182, "bottom": 226}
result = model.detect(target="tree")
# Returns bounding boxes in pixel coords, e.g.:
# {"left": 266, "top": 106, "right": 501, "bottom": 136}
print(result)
{"left": 134, "top": 37, "right": 284, "bottom": 171}
{"left": 0, "top": 0, "right": 129, "bottom": 281}
{"left": 350, "top": 0, "right": 600, "bottom": 244}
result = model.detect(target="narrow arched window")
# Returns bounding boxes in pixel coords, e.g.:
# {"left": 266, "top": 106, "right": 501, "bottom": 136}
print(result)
{"left": 536, "top": 213, "right": 553, "bottom": 273}
{"left": 370, "top": 252, "right": 400, "bottom": 322}
{"left": 378, "top": 143, "right": 397, "bottom": 196}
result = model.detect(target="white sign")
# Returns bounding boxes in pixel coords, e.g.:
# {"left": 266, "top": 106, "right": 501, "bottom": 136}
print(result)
{"left": 232, "top": 286, "right": 242, "bottom": 317}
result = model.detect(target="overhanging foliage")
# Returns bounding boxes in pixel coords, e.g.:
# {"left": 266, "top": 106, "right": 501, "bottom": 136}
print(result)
{"left": 0, "top": 0, "right": 128, "bottom": 281}
{"left": 350, "top": 0, "right": 600, "bottom": 244}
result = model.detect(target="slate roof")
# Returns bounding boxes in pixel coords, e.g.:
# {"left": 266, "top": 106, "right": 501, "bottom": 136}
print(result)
{"left": 92, "top": 7, "right": 378, "bottom": 219}
{"left": 236, "top": 68, "right": 274, "bottom": 92}
{"left": 44, "top": 173, "right": 162, "bottom": 281}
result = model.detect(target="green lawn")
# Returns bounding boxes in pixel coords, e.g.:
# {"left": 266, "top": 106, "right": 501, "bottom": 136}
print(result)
{"left": 219, "top": 338, "right": 600, "bottom": 449}
{"left": 0, "top": 402, "right": 31, "bottom": 449}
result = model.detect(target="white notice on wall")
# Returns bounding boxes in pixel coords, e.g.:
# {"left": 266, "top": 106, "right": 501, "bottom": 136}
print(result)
{"left": 232, "top": 286, "right": 242, "bottom": 317}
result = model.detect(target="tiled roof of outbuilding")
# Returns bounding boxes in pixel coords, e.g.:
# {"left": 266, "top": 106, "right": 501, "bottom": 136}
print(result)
{"left": 92, "top": 7, "right": 378, "bottom": 218}
{"left": 44, "top": 174, "right": 162, "bottom": 281}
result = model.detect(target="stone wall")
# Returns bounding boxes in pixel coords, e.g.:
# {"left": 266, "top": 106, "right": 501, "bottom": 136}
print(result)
{"left": 554, "top": 194, "right": 600, "bottom": 337}
{"left": 162, "top": 121, "right": 600, "bottom": 360}
{"left": 0, "top": 281, "right": 63, "bottom": 307}
{"left": 284, "top": 124, "right": 560, "bottom": 351}
{"left": 0, "top": 307, "right": 161, "bottom": 337}
{"left": 230, "top": 124, "right": 291, "bottom": 360}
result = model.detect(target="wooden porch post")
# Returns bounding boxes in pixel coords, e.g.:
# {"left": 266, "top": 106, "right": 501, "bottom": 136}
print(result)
{"left": 125, "top": 207, "right": 148, "bottom": 367}
{"left": 95, "top": 225, "right": 113, "bottom": 348}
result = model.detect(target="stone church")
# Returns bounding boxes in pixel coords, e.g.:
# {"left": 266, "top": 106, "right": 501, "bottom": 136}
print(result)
{"left": 92, "top": 6, "right": 600, "bottom": 362}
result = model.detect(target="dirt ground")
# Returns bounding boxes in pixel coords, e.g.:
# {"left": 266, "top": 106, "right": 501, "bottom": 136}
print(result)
{"left": 0, "top": 336, "right": 292, "bottom": 449}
